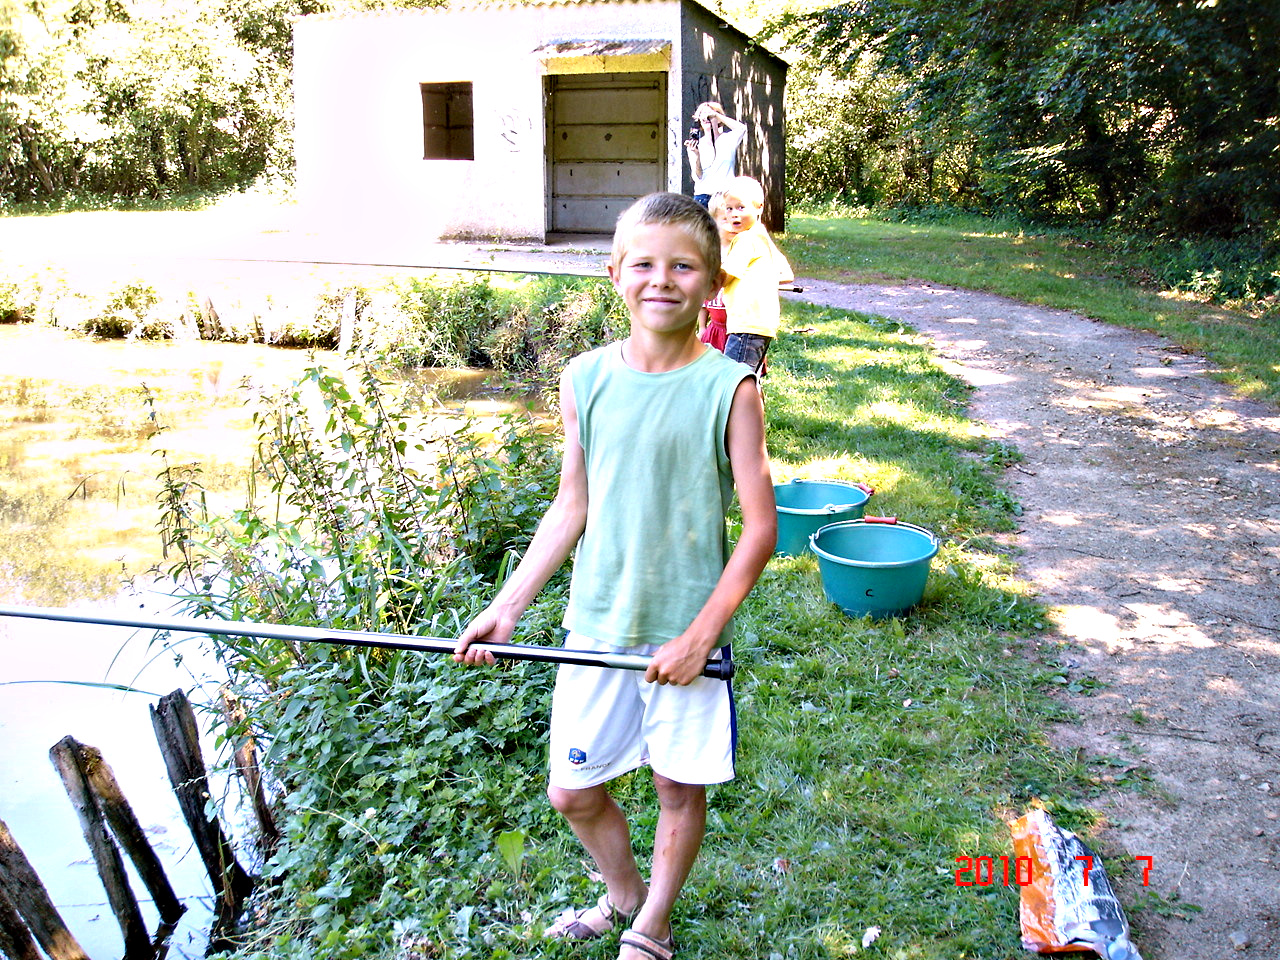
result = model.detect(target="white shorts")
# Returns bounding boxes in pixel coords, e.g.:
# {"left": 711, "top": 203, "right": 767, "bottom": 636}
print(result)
{"left": 547, "top": 633, "right": 736, "bottom": 790}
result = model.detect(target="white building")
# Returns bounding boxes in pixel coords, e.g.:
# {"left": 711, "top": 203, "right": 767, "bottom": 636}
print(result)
{"left": 292, "top": 0, "right": 787, "bottom": 241}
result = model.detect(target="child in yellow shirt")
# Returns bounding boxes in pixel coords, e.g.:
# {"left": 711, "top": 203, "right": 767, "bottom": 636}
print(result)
{"left": 719, "top": 176, "right": 792, "bottom": 377}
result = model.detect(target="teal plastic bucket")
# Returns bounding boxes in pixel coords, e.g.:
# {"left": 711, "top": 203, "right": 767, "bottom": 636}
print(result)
{"left": 810, "top": 518, "right": 939, "bottom": 618}
{"left": 773, "top": 479, "right": 874, "bottom": 557}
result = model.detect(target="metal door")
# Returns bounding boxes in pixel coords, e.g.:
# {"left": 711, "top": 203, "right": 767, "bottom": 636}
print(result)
{"left": 547, "top": 72, "right": 666, "bottom": 233}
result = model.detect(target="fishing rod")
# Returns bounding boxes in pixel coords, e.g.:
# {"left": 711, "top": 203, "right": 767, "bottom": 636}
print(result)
{"left": 0, "top": 604, "right": 733, "bottom": 681}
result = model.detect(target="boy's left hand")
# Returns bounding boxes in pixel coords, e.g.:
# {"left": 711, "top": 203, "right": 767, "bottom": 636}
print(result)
{"left": 646, "top": 632, "right": 716, "bottom": 686}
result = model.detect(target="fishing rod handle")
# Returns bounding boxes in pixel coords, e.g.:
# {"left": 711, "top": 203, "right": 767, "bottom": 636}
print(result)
{"left": 0, "top": 604, "right": 734, "bottom": 680}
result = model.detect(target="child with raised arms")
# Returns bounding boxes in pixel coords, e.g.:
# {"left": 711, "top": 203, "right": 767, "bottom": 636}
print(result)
{"left": 454, "top": 192, "right": 776, "bottom": 960}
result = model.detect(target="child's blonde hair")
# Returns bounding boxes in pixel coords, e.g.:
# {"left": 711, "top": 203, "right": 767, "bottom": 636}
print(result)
{"left": 722, "top": 175, "right": 765, "bottom": 209}
{"left": 707, "top": 192, "right": 728, "bottom": 219}
{"left": 612, "top": 192, "right": 722, "bottom": 278}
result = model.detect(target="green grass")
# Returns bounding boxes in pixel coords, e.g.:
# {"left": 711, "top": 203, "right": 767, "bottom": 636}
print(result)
{"left": 779, "top": 210, "right": 1280, "bottom": 406}
{"left": 0, "top": 188, "right": 229, "bottom": 217}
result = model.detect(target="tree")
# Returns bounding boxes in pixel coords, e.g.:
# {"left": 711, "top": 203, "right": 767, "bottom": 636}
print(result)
{"left": 777, "top": 0, "right": 1280, "bottom": 235}
{"left": 0, "top": 0, "right": 447, "bottom": 203}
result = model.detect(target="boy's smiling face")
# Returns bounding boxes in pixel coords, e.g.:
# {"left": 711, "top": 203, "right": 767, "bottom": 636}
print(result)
{"left": 721, "top": 193, "right": 759, "bottom": 235}
{"left": 608, "top": 222, "right": 721, "bottom": 336}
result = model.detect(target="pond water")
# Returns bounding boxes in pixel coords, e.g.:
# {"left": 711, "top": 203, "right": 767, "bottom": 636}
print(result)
{"left": 0, "top": 323, "right": 510, "bottom": 957}
{"left": 1, "top": 588, "right": 229, "bottom": 958}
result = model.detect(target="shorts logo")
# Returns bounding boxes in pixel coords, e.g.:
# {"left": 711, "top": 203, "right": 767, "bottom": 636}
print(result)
{"left": 568, "top": 747, "right": 587, "bottom": 766}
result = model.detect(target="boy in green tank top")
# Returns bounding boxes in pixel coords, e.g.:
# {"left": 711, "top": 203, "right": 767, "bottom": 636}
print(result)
{"left": 455, "top": 192, "right": 776, "bottom": 960}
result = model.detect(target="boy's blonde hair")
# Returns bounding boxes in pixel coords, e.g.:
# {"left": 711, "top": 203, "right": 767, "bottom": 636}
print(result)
{"left": 707, "top": 192, "right": 728, "bottom": 219}
{"left": 722, "top": 175, "right": 765, "bottom": 209}
{"left": 611, "top": 192, "right": 722, "bottom": 278}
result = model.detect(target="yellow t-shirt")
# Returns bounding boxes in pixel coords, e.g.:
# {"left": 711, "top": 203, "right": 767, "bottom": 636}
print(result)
{"left": 722, "top": 223, "right": 784, "bottom": 338}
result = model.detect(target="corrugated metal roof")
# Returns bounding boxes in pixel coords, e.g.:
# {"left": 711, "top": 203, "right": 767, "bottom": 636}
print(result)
{"left": 294, "top": 0, "right": 789, "bottom": 67}
{"left": 533, "top": 38, "right": 671, "bottom": 58}
{"left": 300, "top": 0, "right": 666, "bottom": 22}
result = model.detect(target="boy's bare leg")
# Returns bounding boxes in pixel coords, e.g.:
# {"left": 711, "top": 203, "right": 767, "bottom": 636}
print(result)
{"left": 622, "top": 773, "right": 707, "bottom": 954}
{"left": 548, "top": 784, "right": 649, "bottom": 917}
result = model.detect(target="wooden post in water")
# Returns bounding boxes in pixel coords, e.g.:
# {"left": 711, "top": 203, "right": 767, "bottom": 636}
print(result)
{"left": 219, "top": 686, "right": 281, "bottom": 854}
{"left": 338, "top": 288, "right": 356, "bottom": 355}
{"left": 150, "top": 690, "right": 254, "bottom": 932}
{"left": 0, "top": 883, "right": 44, "bottom": 960}
{"left": 49, "top": 737, "right": 152, "bottom": 959}
{"left": 0, "top": 819, "right": 90, "bottom": 960}
{"left": 50, "top": 737, "right": 186, "bottom": 925}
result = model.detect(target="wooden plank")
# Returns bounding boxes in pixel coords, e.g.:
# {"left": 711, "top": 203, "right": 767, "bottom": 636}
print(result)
{"left": 0, "top": 819, "right": 90, "bottom": 960}
{"left": 150, "top": 691, "right": 253, "bottom": 932}
{"left": 551, "top": 197, "right": 635, "bottom": 232}
{"left": 219, "top": 686, "right": 281, "bottom": 854}
{"left": 0, "top": 883, "right": 43, "bottom": 960}
{"left": 49, "top": 737, "right": 152, "bottom": 960}
{"left": 551, "top": 124, "right": 662, "bottom": 163}
{"left": 553, "top": 162, "right": 660, "bottom": 197}
{"left": 552, "top": 88, "right": 663, "bottom": 124}
{"left": 549, "top": 72, "right": 663, "bottom": 90}
{"left": 69, "top": 740, "right": 186, "bottom": 925}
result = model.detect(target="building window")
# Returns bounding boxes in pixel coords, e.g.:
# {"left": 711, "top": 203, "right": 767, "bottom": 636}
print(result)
{"left": 421, "top": 82, "right": 474, "bottom": 160}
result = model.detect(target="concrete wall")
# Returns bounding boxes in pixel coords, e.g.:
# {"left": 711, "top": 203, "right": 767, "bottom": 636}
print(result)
{"left": 293, "top": 0, "right": 785, "bottom": 241}
{"left": 679, "top": 3, "right": 787, "bottom": 230}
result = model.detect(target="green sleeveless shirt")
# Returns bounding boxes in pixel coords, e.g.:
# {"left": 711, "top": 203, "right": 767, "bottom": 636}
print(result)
{"left": 562, "top": 342, "right": 754, "bottom": 647}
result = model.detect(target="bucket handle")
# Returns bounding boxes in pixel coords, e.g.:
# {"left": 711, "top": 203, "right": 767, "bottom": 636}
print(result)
{"left": 788, "top": 479, "right": 876, "bottom": 497}
{"left": 819, "top": 482, "right": 876, "bottom": 513}
{"left": 858, "top": 516, "right": 940, "bottom": 546}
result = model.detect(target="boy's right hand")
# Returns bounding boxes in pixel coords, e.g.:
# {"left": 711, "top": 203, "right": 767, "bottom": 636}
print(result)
{"left": 453, "top": 607, "right": 516, "bottom": 666}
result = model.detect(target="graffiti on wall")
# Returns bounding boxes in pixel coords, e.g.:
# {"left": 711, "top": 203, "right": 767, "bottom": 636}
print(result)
{"left": 688, "top": 74, "right": 715, "bottom": 107}
{"left": 499, "top": 112, "right": 533, "bottom": 152}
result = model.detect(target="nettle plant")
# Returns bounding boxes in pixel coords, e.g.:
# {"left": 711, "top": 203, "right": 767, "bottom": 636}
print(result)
{"left": 154, "top": 362, "right": 574, "bottom": 956}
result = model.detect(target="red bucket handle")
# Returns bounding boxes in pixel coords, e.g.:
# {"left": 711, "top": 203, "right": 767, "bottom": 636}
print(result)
{"left": 863, "top": 515, "right": 898, "bottom": 524}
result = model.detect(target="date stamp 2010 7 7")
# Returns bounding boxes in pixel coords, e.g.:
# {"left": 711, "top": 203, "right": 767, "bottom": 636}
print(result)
{"left": 954, "top": 855, "right": 1154, "bottom": 887}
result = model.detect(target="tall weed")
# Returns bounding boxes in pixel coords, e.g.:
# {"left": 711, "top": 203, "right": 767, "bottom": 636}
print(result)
{"left": 150, "top": 359, "right": 572, "bottom": 956}
{"left": 159, "top": 363, "right": 560, "bottom": 645}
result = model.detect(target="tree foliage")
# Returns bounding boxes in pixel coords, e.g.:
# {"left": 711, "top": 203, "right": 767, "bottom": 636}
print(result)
{"left": 0, "top": 0, "right": 442, "bottom": 203}
{"left": 777, "top": 0, "right": 1280, "bottom": 236}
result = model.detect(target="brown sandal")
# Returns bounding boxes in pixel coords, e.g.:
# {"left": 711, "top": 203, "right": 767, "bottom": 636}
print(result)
{"left": 544, "top": 894, "right": 641, "bottom": 940}
{"left": 619, "top": 929, "right": 677, "bottom": 960}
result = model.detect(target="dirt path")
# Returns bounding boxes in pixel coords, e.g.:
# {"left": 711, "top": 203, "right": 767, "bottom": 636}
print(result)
{"left": 788, "top": 279, "right": 1280, "bottom": 959}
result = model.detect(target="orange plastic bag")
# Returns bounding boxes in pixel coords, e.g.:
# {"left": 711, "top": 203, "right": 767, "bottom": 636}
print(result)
{"left": 1009, "top": 809, "right": 1143, "bottom": 960}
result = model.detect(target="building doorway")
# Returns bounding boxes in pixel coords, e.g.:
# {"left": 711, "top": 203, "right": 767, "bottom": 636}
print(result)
{"left": 546, "top": 72, "right": 667, "bottom": 234}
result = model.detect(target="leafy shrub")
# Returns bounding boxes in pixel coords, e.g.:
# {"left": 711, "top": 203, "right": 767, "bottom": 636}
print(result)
{"left": 0, "top": 266, "right": 629, "bottom": 366}
{"left": 0, "top": 281, "right": 33, "bottom": 322}
{"left": 482, "top": 275, "right": 628, "bottom": 389}
{"left": 79, "top": 281, "right": 165, "bottom": 338}
{"left": 153, "top": 359, "right": 572, "bottom": 956}
{"left": 235, "top": 652, "right": 561, "bottom": 959}
{"left": 390, "top": 275, "right": 515, "bottom": 368}
{"left": 437, "top": 414, "right": 562, "bottom": 583}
